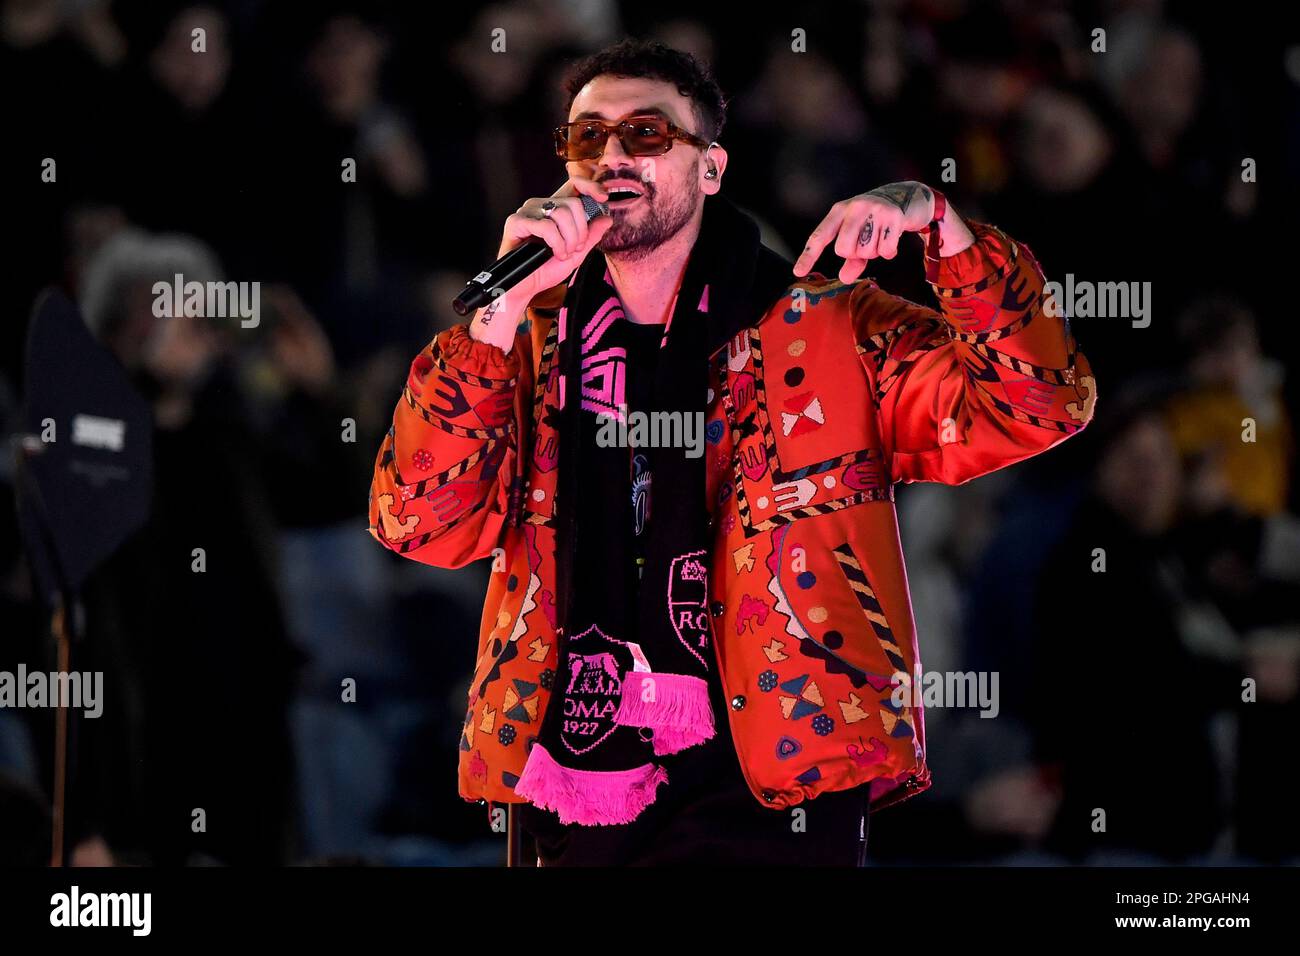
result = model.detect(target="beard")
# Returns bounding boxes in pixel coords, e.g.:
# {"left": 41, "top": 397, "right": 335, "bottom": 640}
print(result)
{"left": 597, "top": 180, "right": 700, "bottom": 261}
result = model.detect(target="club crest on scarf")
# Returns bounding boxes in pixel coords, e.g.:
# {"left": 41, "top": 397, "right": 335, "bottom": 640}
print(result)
{"left": 559, "top": 626, "right": 628, "bottom": 756}
{"left": 669, "top": 550, "right": 711, "bottom": 668}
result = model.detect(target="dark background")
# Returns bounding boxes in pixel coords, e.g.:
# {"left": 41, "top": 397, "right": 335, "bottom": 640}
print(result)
{"left": 0, "top": 0, "right": 1297, "bottom": 866}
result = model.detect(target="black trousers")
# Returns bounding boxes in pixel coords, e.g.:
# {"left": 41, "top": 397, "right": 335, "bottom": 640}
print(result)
{"left": 517, "top": 724, "right": 871, "bottom": 866}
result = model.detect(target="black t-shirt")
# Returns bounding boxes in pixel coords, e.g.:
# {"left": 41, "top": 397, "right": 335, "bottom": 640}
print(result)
{"left": 518, "top": 318, "right": 870, "bottom": 865}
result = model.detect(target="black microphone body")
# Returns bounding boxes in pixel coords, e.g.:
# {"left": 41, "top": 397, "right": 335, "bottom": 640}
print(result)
{"left": 452, "top": 194, "right": 609, "bottom": 316}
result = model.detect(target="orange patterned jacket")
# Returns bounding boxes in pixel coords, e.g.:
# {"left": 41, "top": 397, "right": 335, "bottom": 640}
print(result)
{"left": 368, "top": 220, "right": 1096, "bottom": 815}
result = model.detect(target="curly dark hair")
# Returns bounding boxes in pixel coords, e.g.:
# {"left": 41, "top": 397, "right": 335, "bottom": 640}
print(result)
{"left": 562, "top": 38, "right": 727, "bottom": 141}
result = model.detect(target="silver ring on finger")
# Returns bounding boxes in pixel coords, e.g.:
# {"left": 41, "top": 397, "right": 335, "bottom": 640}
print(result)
{"left": 540, "top": 200, "right": 558, "bottom": 218}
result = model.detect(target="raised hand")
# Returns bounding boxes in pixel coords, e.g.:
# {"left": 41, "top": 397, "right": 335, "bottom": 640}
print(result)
{"left": 793, "top": 181, "right": 937, "bottom": 284}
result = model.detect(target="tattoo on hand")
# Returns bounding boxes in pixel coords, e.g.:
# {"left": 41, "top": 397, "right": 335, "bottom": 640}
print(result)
{"left": 858, "top": 216, "right": 874, "bottom": 246}
{"left": 866, "top": 182, "right": 920, "bottom": 213}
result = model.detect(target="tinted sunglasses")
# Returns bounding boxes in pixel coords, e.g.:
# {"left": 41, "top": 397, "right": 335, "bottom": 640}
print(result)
{"left": 554, "top": 114, "right": 711, "bottom": 161}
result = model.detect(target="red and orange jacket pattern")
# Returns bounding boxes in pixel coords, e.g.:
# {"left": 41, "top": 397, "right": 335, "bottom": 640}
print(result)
{"left": 368, "top": 221, "right": 1096, "bottom": 814}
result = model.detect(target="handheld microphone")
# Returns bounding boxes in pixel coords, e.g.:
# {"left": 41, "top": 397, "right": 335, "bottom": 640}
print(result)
{"left": 452, "top": 194, "right": 610, "bottom": 316}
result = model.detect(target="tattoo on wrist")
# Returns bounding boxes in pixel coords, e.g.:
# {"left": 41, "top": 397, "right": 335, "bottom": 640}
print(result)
{"left": 479, "top": 295, "right": 504, "bottom": 325}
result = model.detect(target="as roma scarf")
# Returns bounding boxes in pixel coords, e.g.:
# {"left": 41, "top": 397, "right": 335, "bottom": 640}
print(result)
{"left": 515, "top": 194, "right": 793, "bottom": 824}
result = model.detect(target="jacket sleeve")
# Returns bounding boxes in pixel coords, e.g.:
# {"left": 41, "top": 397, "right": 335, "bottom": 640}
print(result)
{"left": 851, "top": 220, "right": 1096, "bottom": 485}
{"left": 367, "top": 323, "right": 526, "bottom": 569}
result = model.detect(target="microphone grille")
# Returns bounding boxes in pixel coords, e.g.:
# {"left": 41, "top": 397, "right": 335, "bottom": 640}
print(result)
{"left": 579, "top": 193, "right": 610, "bottom": 221}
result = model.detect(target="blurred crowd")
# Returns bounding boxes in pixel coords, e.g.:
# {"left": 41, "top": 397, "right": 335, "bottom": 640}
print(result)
{"left": 0, "top": 0, "right": 1296, "bottom": 865}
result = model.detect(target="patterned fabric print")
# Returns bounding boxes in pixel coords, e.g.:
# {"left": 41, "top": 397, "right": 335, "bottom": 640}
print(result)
{"left": 369, "top": 219, "right": 1097, "bottom": 814}
{"left": 714, "top": 300, "right": 896, "bottom": 541}
{"left": 462, "top": 485, "right": 558, "bottom": 798}
{"left": 699, "top": 225, "right": 1091, "bottom": 811}
{"left": 704, "top": 285, "right": 924, "bottom": 809}
{"left": 367, "top": 317, "right": 560, "bottom": 801}
{"left": 369, "top": 330, "right": 518, "bottom": 557}
{"left": 829, "top": 543, "right": 919, "bottom": 747}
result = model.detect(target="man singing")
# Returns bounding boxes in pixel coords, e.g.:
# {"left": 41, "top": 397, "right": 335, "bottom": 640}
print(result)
{"left": 368, "top": 39, "right": 1096, "bottom": 865}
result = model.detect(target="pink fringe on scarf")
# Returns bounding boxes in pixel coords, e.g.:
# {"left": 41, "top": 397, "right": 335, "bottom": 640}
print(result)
{"left": 615, "top": 672, "right": 716, "bottom": 755}
{"left": 515, "top": 742, "right": 668, "bottom": 825}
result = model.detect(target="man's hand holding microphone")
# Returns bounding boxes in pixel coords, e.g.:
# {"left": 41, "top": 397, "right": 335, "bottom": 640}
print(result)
{"left": 462, "top": 175, "right": 613, "bottom": 353}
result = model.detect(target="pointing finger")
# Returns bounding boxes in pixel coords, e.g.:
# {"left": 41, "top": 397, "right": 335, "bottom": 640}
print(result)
{"left": 794, "top": 203, "right": 846, "bottom": 276}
